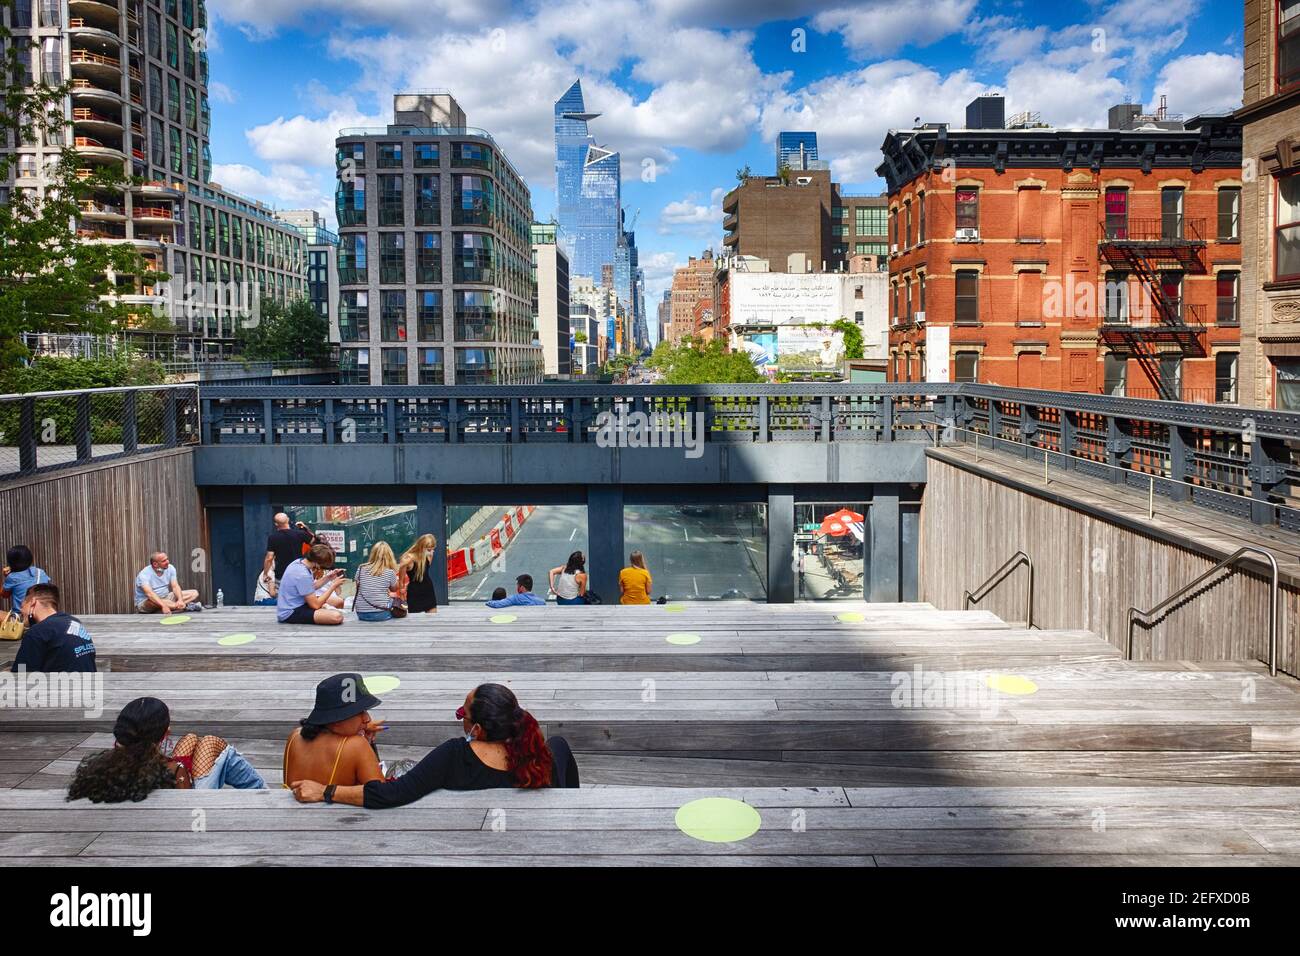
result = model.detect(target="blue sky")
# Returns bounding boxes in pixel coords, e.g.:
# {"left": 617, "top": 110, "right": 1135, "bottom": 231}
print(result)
{"left": 204, "top": 0, "right": 1244, "bottom": 320}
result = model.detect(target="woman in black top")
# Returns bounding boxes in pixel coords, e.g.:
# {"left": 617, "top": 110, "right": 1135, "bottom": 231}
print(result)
{"left": 398, "top": 534, "right": 439, "bottom": 614}
{"left": 289, "top": 683, "right": 578, "bottom": 808}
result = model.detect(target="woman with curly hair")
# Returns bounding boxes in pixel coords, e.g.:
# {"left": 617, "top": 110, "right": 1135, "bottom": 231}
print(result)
{"left": 67, "top": 697, "right": 265, "bottom": 803}
{"left": 290, "top": 682, "right": 578, "bottom": 808}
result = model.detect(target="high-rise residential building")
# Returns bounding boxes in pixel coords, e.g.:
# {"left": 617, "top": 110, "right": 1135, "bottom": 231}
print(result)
{"left": 278, "top": 209, "right": 338, "bottom": 334}
{"left": 669, "top": 251, "right": 715, "bottom": 345}
{"left": 531, "top": 222, "right": 572, "bottom": 378}
{"left": 777, "top": 131, "right": 821, "bottom": 171}
{"left": 333, "top": 93, "right": 542, "bottom": 386}
{"left": 1236, "top": 0, "right": 1300, "bottom": 409}
{"left": 877, "top": 100, "right": 1242, "bottom": 401}
{"left": 656, "top": 289, "right": 671, "bottom": 345}
{"left": 555, "top": 79, "right": 633, "bottom": 352}
{"left": 570, "top": 274, "right": 615, "bottom": 368}
{"left": 2, "top": 0, "right": 308, "bottom": 359}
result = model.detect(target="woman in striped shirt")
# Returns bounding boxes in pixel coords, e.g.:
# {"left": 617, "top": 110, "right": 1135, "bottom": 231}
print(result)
{"left": 353, "top": 542, "right": 401, "bottom": 622}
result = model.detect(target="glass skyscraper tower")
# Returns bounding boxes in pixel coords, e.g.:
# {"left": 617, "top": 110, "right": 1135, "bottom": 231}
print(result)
{"left": 555, "top": 80, "right": 624, "bottom": 352}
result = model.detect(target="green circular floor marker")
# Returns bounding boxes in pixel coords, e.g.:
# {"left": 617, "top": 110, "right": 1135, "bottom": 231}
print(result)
{"left": 986, "top": 674, "right": 1038, "bottom": 695}
{"left": 666, "top": 632, "right": 702, "bottom": 646}
{"left": 216, "top": 633, "right": 256, "bottom": 646}
{"left": 837, "top": 612, "right": 865, "bottom": 623}
{"left": 675, "top": 797, "right": 761, "bottom": 843}
{"left": 490, "top": 614, "right": 517, "bottom": 624}
{"left": 364, "top": 675, "right": 401, "bottom": 694}
{"left": 160, "top": 615, "right": 191, "bottom": 625}
{"left": 663, "top": 603, "right": 687, "bottom": 612}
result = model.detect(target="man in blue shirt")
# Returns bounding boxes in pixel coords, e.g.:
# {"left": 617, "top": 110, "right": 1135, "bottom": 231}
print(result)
{"left": 485, "top": 574, "right": 547, "bottom": 608}
{"left": 277, "top": 544, "right": 346, "bottom": 625}
{"left": 135, "top": 552, "right": 201, "bottom": 614}
{"left": 11, "top": 584, "right": 96, "bottom": 673}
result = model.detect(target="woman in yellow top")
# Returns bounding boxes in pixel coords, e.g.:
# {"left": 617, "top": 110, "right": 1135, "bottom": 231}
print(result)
{"left": 618, "top": 550, "right": 653, "bottom": 605}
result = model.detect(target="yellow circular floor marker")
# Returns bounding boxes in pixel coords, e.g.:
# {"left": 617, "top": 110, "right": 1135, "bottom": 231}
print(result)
{"left": 216, "top": 633, "right": 256, "bottom": 646}
{"left": 663, "top": 603, "right": 687, "bottom": 612}
{"left": 675, "top": 797, "right": 761, "bottom": 843}
{"left": 666, "top": 632, "right": 701, "bottom": 646}
{"left": 160, "top": 615, "right": 191, "bottom": 625}
{"left": 836, "top": 612, "right": 865, "bottom": 623}
{"left": 985, "top": 674, "right": 1039, "bottom": 695}
{"left": 364, "top": 675, "right": 401, "bottom": 694}
{"left": 490, "top": 614, "right": 517, "bottom": 624}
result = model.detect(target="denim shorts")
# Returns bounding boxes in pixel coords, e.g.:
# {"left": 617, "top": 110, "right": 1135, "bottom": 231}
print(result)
{"left": 356, "top": 609, "right": 393, "bottom": 622}
{"left": 555, "top": 595, "right": 585, "bottom": 605}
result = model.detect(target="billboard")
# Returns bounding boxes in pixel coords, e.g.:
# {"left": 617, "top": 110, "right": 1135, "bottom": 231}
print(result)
{"left": 778, "top": 326, "right": 844, "bottom": 371}
{"left": 730, "top": 273, "right": 843, "bottom": 327}
{"left": 737, "top": 331, "right": 778, "bottom": 372}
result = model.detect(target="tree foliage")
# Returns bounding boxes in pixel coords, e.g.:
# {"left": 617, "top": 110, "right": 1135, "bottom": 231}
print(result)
{"left": 235, "top": 298, "right": 333, "bottom": 365}
{"left": 0, "top": 5, "right": 161, "bottom": 369}
{"left": 647, "top": 337, "right": 763, "bottom": 385}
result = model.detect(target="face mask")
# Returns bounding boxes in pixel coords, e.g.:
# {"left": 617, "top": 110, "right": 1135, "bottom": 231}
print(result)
{"left": 464, "top": 731, "right": 475, "bottom": 743}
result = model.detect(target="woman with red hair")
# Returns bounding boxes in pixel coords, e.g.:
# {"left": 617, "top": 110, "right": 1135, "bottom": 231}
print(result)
{"left": 289, "top": 683, "right": 578, "bottom": 808}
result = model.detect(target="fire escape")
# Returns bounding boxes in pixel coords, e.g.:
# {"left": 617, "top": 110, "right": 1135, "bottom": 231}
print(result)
{"left": 1098, "top": 216, "right": 1207, "bottom": 401}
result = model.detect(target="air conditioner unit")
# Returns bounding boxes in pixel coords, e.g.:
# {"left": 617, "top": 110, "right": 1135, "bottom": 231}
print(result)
{"left": 955, "top": 228, "right": 979, "bottom": 241}
{"left": 914, "top": 311, "right": 926, "bottom": 324}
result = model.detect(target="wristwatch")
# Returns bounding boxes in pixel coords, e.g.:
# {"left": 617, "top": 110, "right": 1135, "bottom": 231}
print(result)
{"left": 323, "top": 784, "right": 337, "bottom": 804}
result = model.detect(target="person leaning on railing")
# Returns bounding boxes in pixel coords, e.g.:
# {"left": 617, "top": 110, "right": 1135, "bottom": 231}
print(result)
{"left": 289, "top": 683, "right": 578, "bottom": 808}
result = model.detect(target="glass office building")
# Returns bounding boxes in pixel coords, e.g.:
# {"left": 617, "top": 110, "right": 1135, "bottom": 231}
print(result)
{"left": 777, "top": 131, "right": 819, "bottom": 170}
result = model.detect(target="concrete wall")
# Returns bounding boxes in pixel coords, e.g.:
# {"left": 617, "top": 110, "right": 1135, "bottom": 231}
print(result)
{"left": 920, "top": 455, "right": 1298, "bottom": 677}
{"left": 0, "top": 447, "right": 209, "bottom": 616}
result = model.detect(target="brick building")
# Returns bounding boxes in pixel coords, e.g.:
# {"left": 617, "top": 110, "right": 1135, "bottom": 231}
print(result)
{"left": 668, "top": 251, "right": 714, "bottom": 344}
{"left": 1236, "top": 0, "right": 1300, "bottom": 409}
{"left": 878, "top": 112, "right": 1243, "bottom": 401}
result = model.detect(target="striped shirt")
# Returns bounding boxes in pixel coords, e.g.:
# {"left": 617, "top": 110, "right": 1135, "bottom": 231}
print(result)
{"left": 354, "top": 567, "right": 397, "bottom": 614}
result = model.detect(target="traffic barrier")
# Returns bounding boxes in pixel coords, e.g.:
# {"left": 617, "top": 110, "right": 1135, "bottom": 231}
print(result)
{"left": 447, "top": 547, "right": 472, "bottom": 582}
{"left": 489, "top": 528, "right": 502, "bottom": 553}
{"left": 503, "top": 516, "right": 515, "bottom": 541}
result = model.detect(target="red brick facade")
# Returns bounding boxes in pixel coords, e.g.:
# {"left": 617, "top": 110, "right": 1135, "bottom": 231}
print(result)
{"left": 881, "top": 123, "right": 1243, "bottom": 402}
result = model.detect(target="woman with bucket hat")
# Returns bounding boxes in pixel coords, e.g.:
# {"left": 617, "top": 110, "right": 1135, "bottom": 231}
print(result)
{"left": 290, "top": 682, "right": 579, "bottom": 808}
{"left": 283, "top": 673, "right": 388, "bottom": 789}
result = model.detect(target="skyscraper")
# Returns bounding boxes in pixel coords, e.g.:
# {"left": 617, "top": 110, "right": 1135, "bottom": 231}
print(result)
{"left": 777, "top": 131, "right": 819, "bottom": 170}
{"left": 555, "top": 80, "right": 625, "bottom": 354}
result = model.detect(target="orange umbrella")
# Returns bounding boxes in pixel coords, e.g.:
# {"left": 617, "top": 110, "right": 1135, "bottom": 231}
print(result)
{"left": 819, "top": 507, "right": 865, "bottom": 536}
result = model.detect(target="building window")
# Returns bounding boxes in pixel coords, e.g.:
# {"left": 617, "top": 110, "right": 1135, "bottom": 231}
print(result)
{"left": 338, "top": 233, "right": 367, "bottom": 284}
{"left": 379, "top": 232, "right": 405, "bottom": 284}
{"left": 855, "top": 206, "right": 887, "bottom": 235}
{"left": 339, "top": 291, "right": 369, "bottom": 341}
{"left": 1160, "top": 187, "right": 1184, "bottom": 240}
{"left": 905, "top": 280, "right": 913, "bottom": 320}
{"left": 455, "top": 347, "right": 495, "bottom": 384}
{"left": 339, "top": 348, "right": 370, "bottom": 384}
{"left": 1104, "top": 271, "right": 1129, "bottom": 324}
{"left": 454, "top": 232, "right": 493, "bottom": 283}
{"left": 955, "top": 188, "right": 979, "bottom": 232}
{"left": 1215, "top": 352, "right": 1239, "bottom": 403}
{"left": 416, "top": 174, "right": 440, "bottom": 225}
{"left": 1103, "top": 354, "right": 1127, "bottom": 396}
{"left": 337, "top": 143, "right": 365, "bottom": 170}
{"left": 454, "top": 175, "right": 493, "bottom": 226}
{"left": 418, "top": 290, "right": 443, "bottom": 340}
{"left": 1104, "top": 187, "right": 1128, "bottom": 239}
{"left": 1217, "top": 187, "right": 1240, "bottom": 240}
{"left": 1158, "top": 356, "right": 1182, "bottom": 399}
{"left": 455, "top": 290, "right": 495, "bottom": 340}
{"left": 1275, "top": 173, "right": 1300, "bottom": 280}
{"left": 1015, "top": 271, "right": 1042, "bottom": 323}
{"left": 1217, "top": 271, "right": 1240, "bottom": 325}
{"left": 854, "top": 242, "right": 887, "bottom": 256}
{"left": 381, "top": 348, "right": 408, "bottom": 385}
{"left": 955, "top": 269, "right": 979, "bottom": 324}
{"left": 453, "top": 142, "right": 492, "bottom": 170}
{"left": 1017, "top": 187, "right": 1042, "bottom": 239}
{"left": 904, "top": 201, "right": 912, "bottom": 248}
{"left": 381, "top": 291, "right": 407, "bottom": 342}
{"left": 954, "top": 351, "right": 978, "bottom": 383}
{"left": 1279, "top": 0, "right": 1300, "bottom": 90}
{"left": 418, "top": 348, "right": 444, "bottom": 384}
{"left": 1274, "top": 358, "right": 1300, "bottom": 409}
{"left": 416, "top": 232, "right": 441, "bottom": 283}
{"left": 414, "top": 143, "right": 439, "bottom": 166}
{"left": 377, "top": 143, "right": 402, "bottom": 168}
{"left": 336, "top": 176, "right": 366, "bottom": 227}
{"left": 1159, "top": 272, "right": 1183, "bottom": 321}
{"left": 166, "top": 22, "right": 178, "bottom": 68}
{"left": 378, "top": 174, "right": 403, "bottom": 226}
{"left": 918, "top": 193, "right": 926, "bottom": 243}
{"left": 918, "top": 273, "right": 926, "bottom": 313}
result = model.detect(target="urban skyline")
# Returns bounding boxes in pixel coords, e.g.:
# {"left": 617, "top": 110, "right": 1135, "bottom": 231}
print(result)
{"left": 192, "top": 1, "right": 1244, "bottom": 343}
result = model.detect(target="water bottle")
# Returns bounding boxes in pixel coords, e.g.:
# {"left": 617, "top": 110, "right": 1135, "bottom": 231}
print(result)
{"left": 216, "top": 589, "right": 224, "bottom": 609}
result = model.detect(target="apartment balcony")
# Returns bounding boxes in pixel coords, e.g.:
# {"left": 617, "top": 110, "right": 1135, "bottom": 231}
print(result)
{"left": 78, "top": 199, "right": 126, "bottom": 221}
{"left": 72, "top": 107, "right": 123, "bottom": 135}
{"left": 66, "top": 19, "right": 122, "bottom": 47}
{"left": 70, "top": 78, "right": 123, "bottom": 107}
{"left": 132, "top": 180, "right": 184, "bottom": 199}
{"left": 132, "top": 205, "right": 175, "bottom": 223}
{"left": 722, "top": 189, "right": 739, "bottom": 214}
{"left": 74, "top": 136, "right": 125, "bottom": 163}
{"left": 721, "top": 231, "right": 738, "bottom": 247}
{"left": 67, "top": 0, "right": 121, "bottom": 31}
{"left": 723, "top": 212, "right": 738, "bottom": 231}
{"left": 77, "top": 223, "right": 128, "bottom": 241}
{"left": 70, "top": 49, "right": 123, "bottom": 84}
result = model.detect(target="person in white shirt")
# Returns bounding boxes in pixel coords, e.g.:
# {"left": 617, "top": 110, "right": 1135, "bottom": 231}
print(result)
{"left": 135, "top": 552, "right": 201, "bottom": 614}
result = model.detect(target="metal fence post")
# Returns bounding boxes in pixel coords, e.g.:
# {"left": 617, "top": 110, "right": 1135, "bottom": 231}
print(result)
{"left": 162, "top": 389, "right": 178, "bottom": 447}
{"left": 122, "top": 391, "right": 138, "bottom": 455}
{"left": 18, "top": 397, "right": 37, "bottom": 474}
{"left": 76, "top": 392, "right": 93, "bottom": 461}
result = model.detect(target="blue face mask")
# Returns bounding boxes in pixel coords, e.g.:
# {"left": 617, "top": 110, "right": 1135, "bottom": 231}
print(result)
{"left": 464, "top": 728, "right": 475, "bottom": 743}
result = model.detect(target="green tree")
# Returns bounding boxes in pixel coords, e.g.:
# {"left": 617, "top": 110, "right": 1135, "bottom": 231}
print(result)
{"left": 832, "top": 319, "right": 864, "bottom": 360}
{"left": 735, "top": 164, "right": 752, "bottom": 183}
{"left": 0, "top": 3, "right": 162, "bottom": 369}
{"left": 236, "top": 298, "right": 332, "bottom": 365}
{"left": 652, "top": 338, "right": 762, "bottom": 385}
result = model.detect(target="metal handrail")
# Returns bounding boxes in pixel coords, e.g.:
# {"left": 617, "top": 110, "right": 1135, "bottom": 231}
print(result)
{"left": 963, "top": 550, "right": 1034, "bottom": 629}
{"left": 1127, "top": 546, "right": 1280, "bottom": 676}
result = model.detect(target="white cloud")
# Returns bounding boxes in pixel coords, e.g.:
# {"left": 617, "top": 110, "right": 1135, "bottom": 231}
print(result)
{"left": 813, "top": 0, "right": 978, "bottom": 58}
{"left": 242, "top": 100, "right": 385, "bottom": 168}
{"left": 208, "top": 0, "right": 507, "bottom": 38}
{"left": 1149, "top": 52, "right": 1243, "bottom": 116}
{"left": 209, "top": 162, "right": 331, "bottom": 218}
{"left": 208, "top": 81, "right": 238, "bottom": 104}
{"left": 658, "top": 187, "right": 725, "bottom": 236}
